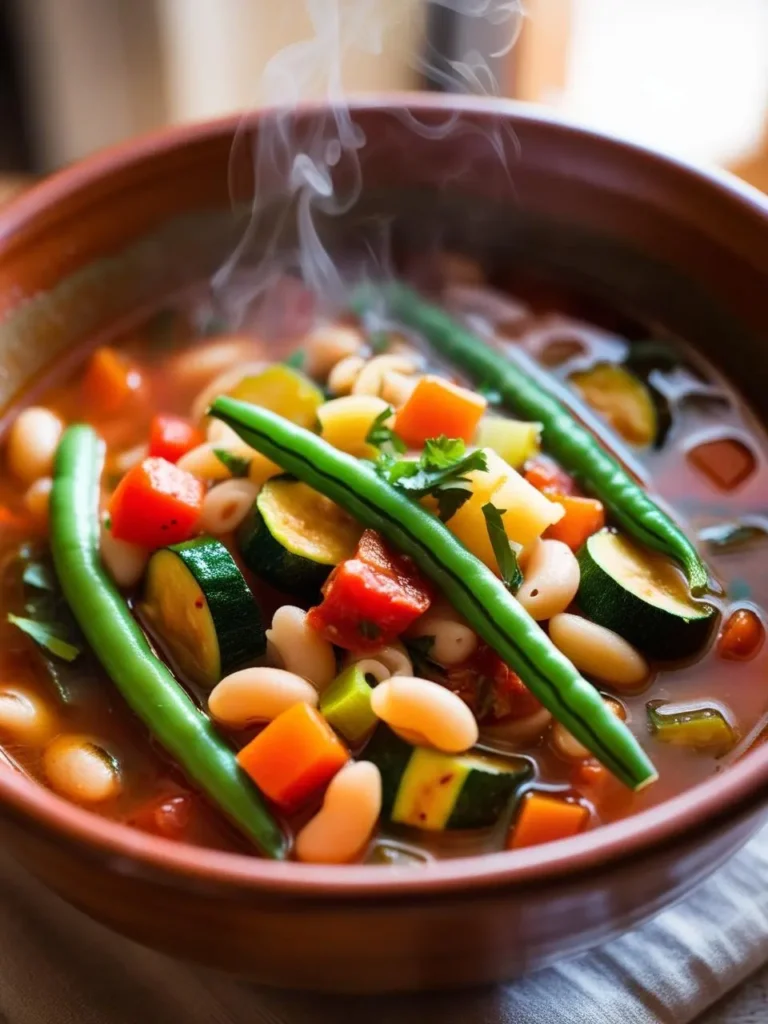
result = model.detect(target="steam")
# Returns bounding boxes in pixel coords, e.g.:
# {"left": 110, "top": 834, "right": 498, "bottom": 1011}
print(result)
{"left": 212, "top": 0, "right": 526, "bottom": 331}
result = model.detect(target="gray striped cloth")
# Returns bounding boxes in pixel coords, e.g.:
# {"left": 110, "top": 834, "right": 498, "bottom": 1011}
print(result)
{"left": 1, "top": 825, "right": 767, "bottom": 1023}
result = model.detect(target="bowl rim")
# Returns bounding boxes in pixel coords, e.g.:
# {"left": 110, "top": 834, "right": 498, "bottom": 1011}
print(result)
{"left": 1, "top": 93, "right": 768, "bottom": 897}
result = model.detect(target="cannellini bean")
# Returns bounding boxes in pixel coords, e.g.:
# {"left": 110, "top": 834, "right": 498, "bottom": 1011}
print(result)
{"left": 380, "top": 370, "right": 419, "bottom": 407}
{"left": 201, "top": 479, "right": 258, "bottom": 535}
{"left": 549, "top": 613, "right": 649, "bottom": 689}
{"left": 296, "top": 761, "right": 381, "bottom": 864}
{"left": 191, "top": 360, "right": 266, "bottom": 422}
{"left": 303, "top": 325, "right": 364, "bottom": 380}
{"left": 516, "top": 539, "right": 581, "bottom": 621}
{"left": 209, "top": 668, "right": 318, "bottom": 728}
{"left": 24, "top": 477, "right": 52, "bottom": 529}
{"left": 0, "top": 687, "right": 57, "bottom": 746}
{"left": 551, "top": 698, "right": 624, "bottom": 761}
{"left": 43, "top": 735, "right": 121, "bottom": 804}
{"left": 407, "top": 608, "right": 478, "bottom": 667}
{"left": 7, "top": 407, "right": 63, "bottom": 484}
{"left": 266, "top": 606, "right": 337, "bottom": 691}
{"left": 481, "top": 706, "right": 553, "bottom": 747}
{"left": 171, "top": 337, "right": 261, "bottom": 391}
{"left": 351, "top": 355, "right": 418, "bottom": 398}
{"left": 327, "top": 355, "right": 366, "bottom": 396}
{"left": 100, "top": 523, "right": 149, "bottom": 588}
{"left": 371, "top": 676, "right": 478, "bottom": 753}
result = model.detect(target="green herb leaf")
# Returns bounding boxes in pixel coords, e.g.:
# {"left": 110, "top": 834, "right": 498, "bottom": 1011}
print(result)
{"left": 283, "top": 349, "right": 305, "bottom": 370}
{"left": 482, "top": 503, "right": 523, "bottom": 593}
{"left": 22, "top": 561, "right": 56, "bottom": 591}
{"left": 434, "top": 482, "right": 473, "bottom": 523}
{"left": 7, "top": 614, "right": 80, "bottom": 662}
{"left": 403, "top": 635, "right": 446, "bottom": 679}
{"left": 365, "top": 406, "right": 407, "bottom": 455}
{"left": 213, "top": 448, "right": 251, "bottom": 477}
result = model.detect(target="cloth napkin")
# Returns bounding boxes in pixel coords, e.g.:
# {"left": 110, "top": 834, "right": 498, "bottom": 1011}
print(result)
{"left": 1, "top": 825, "right": 767, "bottom": 1024}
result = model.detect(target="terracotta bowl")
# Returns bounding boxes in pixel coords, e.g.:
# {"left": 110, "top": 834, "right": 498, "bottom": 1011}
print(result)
{"left": 1, "top": 96, "right": 767, "bottom": 993}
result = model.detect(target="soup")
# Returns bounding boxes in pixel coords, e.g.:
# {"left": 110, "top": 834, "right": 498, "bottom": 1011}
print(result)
{"left": 0, "top": 258, "right": 765, "bottom": 865}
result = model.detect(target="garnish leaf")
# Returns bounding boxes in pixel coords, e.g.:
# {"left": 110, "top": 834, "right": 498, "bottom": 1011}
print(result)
{"left": 374, "top": 435, "right": 487, "bottom": 523}
{"left": 365, "top": 406, "right": 406, "bottom": 456}
{"left": 283, "top": 349, "right": 305, "bottom": 370}
{"left": 213, "top": 448, "right": 251, "bottom": 478}
{"left": 403, "top": 635, "right": 446, "bottom": 680}
{"left": 22, "top": 561, "right": 56, "bottom": 591}
{"left": 482, "top": 503, "right": 523, "bottom": 593}
{"left": 8, "top": 614, "right": 80, "bottom": 662}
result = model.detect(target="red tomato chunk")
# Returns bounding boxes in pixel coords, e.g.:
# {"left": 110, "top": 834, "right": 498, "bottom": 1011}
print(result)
{"left": 127, "top": 793, "right": 194, "bottom": 840}
{"left": 108, "top": 457, "right": 204, "bottom": 548}
{"left": 148, "top": 414, "right": 203, "bottom": 464}
{"left": 307, "top": 529, "right": 432, "bottom": 651}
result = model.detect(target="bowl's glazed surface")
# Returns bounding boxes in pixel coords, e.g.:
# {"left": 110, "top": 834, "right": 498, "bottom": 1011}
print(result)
{"left": 1, "top": 96, "right": 768, "bottom": 991}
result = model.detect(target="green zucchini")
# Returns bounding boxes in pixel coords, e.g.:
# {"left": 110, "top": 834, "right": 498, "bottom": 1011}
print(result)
{"left": 237, "top": 476, "right": 362, "bottom": 597}
{"left": 364, "top": 726, "right": 532, "bottom": 830}
{"left": 569, "top": 363, "right": 658, "bottom": 448}
{"left": 577, "top": 530, "right": 714, "bottom": 660}
{"left": 320, "top": 664, "right": 377, "bottom": 743}
{"left": 141, "top": 537, "right": 265, "bottom": 689}
{"left": 647, "top": 700, "right": 736, "bottom": 755}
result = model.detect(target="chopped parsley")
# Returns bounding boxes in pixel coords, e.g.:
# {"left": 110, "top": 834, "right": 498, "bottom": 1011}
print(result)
{"left": 482, "top": 502, "right": 523, "bottom": 592}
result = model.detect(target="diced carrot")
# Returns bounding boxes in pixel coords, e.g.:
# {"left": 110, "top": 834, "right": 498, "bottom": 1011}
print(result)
{"left": 508, "top": 792, "right": 589, "bottom": 850}
{"left": 717, "top": 608, "right": 765, "bottom": 662}
{"left": 82, "top": 346, "right": 143, "bottom": 417}
{"left": 237, "top": 703, "right": 349, "bottom": 811}
{"left": 108, "top": 457, "right": 204, "bottom": 548}
{"left": 524, "top": 456, "right": 577, "bottom": 496}
{"left": 148, "top": 414, "right": 204, "bottom": 464}
{"left": 544, "top": 494, "right": 605, "bottom": 550}
{"left": 394, "top": 375, "right": 486, "bottom": 448}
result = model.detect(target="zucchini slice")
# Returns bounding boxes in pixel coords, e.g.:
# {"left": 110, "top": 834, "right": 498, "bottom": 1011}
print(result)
{"left": 646, "top": 700, "right": 736, "bottom": 755}
{"left": 228, "top": 364, "right": 323, "bottom": 431}
{"left": 577, "top": 530, "right": 714, "bottom": 660}
{"left": 237, "top": 476, "right": 363, "bottom": 597}
{"left": 142, "top": 537, "right": 265, "bottom": 689}
{"left": 569, "top": 363, "right": 658, "bottom": 448}
{"left": 364, "top": 726, "right": 531, "bottom": 831}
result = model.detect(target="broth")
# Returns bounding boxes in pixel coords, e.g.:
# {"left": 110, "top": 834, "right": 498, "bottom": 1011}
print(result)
{"left": 1, "top": 266, "right": 766, "bottom": 862}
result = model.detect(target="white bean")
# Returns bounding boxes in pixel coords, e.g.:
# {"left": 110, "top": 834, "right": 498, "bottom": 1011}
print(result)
{"left": 371, "top": 676, "right": 478, "bottom": 753}
{"left": 327, "top": 355, "right": 366, "bottom": 396}
{"left": 266, "top": 606, "right": 337, "bottom": 691}
{"left": 351, "top": 355, "right": 417, "bottom": 398}
{"left": 549, "top": 613, "right": 649, "bottom": 689}
{"left": 407, "top": 608, "right": 478, "bottom": 666}
{"left": 0, "top": 687, "right": 57, "bottom": 746}
{"left": 551, "top": 698, "right": 624, "bottom": 761}
{"left": 100, "top": 523, "right": 148, "bottom": 588}
{"left": 303, "top": 325, "right": 364, "bottom": 380}
{"left": 209, "top": 668, "right": 318, "bottom": 728}
{"left": 171, "top": 337, "right": 261, "bottom": 392}
{"left": 24, "top": 477, "right": 52, "bottom": 529}
{"left": 201, "top": 479, "right": 258, "bottom": 535}
{"left": 43, "top": 735, "right": 121, "bottom": 804}
{"left": 7, "top": 407, "right": 63, "bottom": 484}
{"left": 380, "top": 370, "right": 418, "bottom": 407}
{"left": 296, "top": 761, "right": 381, "bottom": 864}
{"left": 516, "top": 539, "right": 581, "bottom": 621}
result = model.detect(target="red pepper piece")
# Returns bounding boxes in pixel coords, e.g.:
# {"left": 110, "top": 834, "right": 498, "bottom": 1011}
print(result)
{"left": 108, "top": 457, "right": 204, "bottom": 548}
{"left": 148, "top": 414, "right": 204, "bottom": 464}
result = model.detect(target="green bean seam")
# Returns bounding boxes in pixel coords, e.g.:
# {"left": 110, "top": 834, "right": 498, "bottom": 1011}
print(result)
{"left": 50, "top": 425, "right": 288, "bottom": 859}
{"left": 211, "top": 397, "right": 657, "bottom": 791}
{"left": 354, "top": 284, "right": 709, "bottom": 596}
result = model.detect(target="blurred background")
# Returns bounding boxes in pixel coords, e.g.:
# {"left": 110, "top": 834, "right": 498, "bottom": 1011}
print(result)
{"left": 1, "top": 0, "right": 768, "bottom": 196}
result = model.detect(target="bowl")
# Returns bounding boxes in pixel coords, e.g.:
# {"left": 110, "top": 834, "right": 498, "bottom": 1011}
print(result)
{"left": 0, "top": 95, "right": 767, "bottom": 993}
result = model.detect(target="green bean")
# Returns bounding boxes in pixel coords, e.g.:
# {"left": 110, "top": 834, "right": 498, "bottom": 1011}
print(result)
{"left": 211, "top": 397, "right": 657, "bottom": 791}
{"left": 354, "top": 284, "right": 709, "bottom": 596}
{"left": 50, "top": 425, "right": 288, "bottom": 859}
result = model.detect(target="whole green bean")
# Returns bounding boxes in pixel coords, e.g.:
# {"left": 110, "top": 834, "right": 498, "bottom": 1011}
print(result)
{"left": 50, "top": 425, "right": 288, "bottom": 859}
{"left": 211, "top": 397, "right": 657, "bottom": 791}
{"left": 354, "top": 283, "right": 709, "bottom": 596}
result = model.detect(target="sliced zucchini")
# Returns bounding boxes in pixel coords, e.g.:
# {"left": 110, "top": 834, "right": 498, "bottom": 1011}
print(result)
{"left": 320, "top": 664, "right": 376, "bottom": 743}
{"left": 228, "top": 364, "right": 323, "bottom": 431}
{"left": 237, "top": 476, "right": 362, "bottom": 597}
{"left": 570, "top": 363, "right": 657, "bottom": 448}
{"left": 577, "top": 530, "right": 714, "bottom": 660}
{"left": 647, "top": 700, "right": 736, "bottom": 755}
{"left": 364, "top": 726, "right": 532, "bottom": 831}
{"left": 141, "top": 537, "right": 265, "bottom": 689}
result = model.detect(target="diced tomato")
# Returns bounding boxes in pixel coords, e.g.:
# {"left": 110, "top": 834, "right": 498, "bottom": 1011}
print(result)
{"left": 127, "top": 792, "right": 194, "bottom": 840}
{"left": 148, "top": 414, "right": 204, "bottom": 464}
{"left": 544, "top": 494, "right": 605, "bottom": 551}
{"left": 717, "top": 608, "right": 765, "bottom": 662}
{"left": 447, "top": 644, "right": 541, "bottom": 722}
{"left": 108, "top": 457, "right": 204, "bottom": 548}
{"left": 524, "top": 456, "right": 577, "bottom": 496}
{"left": 307, "top": 529, "right": 432, "bottom": 650}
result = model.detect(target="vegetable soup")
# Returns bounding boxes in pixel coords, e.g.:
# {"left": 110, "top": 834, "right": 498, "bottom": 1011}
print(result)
{"left": 1, "top": 259, "right": 766, "bottom": 864}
